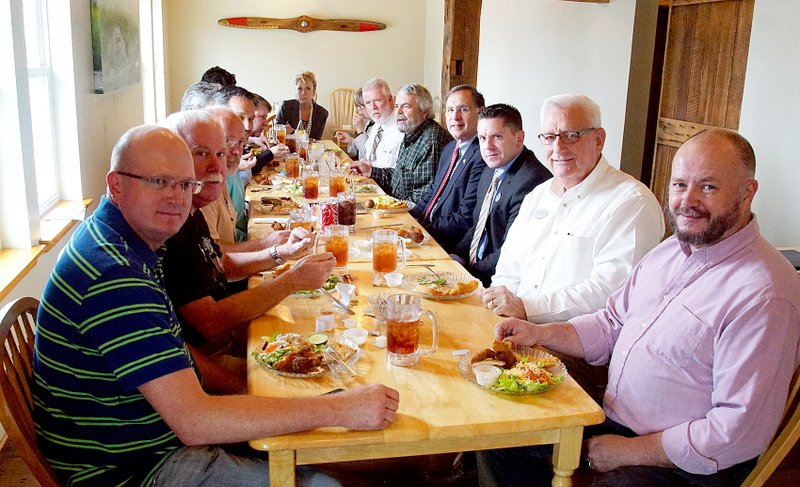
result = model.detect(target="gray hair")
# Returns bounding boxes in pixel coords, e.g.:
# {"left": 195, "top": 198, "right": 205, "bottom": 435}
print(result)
{"left": 161, "top": 110, "right": 222, "bottom": 142}
{"left": 180, "top": 81, "right": 221, "bottom": 111}
{"left": 397, "top": 84, "right": 434, "bottom": 119}
{"left": 540, "top": 94, "right": 601, "bottom": 128}
{"left": 363, "top": 78, "right": 393, "bottom": 98}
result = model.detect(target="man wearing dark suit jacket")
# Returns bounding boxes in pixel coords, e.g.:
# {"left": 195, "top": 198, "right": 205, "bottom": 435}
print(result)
{"left": 453, "top": 104, "right": 550, "bottom": 286}
{"left": 411, "top": 85, "right": 487, "bottom": 253}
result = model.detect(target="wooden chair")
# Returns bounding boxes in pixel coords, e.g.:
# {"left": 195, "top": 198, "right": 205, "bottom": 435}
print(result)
{"left": 741, "top": 366, "right": 800, "bottom": 486}
{"left": 328, "top": 88, "right": 356, "bottom": 132}
{"left": 0, "top": 297, "right": 61, "bottom": 486}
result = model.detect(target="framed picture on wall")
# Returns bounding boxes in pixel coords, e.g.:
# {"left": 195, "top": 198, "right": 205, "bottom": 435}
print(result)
{"left": 91, "top": 0, "right": 141, "bottom": 94}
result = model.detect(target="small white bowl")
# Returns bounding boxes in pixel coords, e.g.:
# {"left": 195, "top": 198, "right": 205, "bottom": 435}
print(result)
{"left": 473, "top": 364, "right": 502, "bottom": 387}
{"left": 355, "top": 239, "right": 372, "bottom": 250}
{"left": 385, "top": 272, "right": 404, "bottom": 288}
{"left": 371, "top": 209, "right": 386, "bottom": 221}
{"left": 343, "top": 327, "right": 368, "bottom": 346}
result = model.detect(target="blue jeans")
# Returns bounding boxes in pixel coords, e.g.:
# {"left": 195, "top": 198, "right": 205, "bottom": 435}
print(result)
{"left": 479, "top": 418, "right": 756, "bottom": 487}
{"left": 151, "top": 445, "right": 341, "bottom": 487}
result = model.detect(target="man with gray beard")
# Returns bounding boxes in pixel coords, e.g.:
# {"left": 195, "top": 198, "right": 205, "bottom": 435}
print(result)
{"left": 161, "top": 110, "right": 335, "bottom": 394}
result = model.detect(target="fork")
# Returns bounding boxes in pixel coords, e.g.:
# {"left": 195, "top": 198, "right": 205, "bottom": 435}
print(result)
{"left": 408, "top": 263, "right": 443, "bottom": 280}
{"left": 324, "top": 351, "right": 341, "bottom": 379}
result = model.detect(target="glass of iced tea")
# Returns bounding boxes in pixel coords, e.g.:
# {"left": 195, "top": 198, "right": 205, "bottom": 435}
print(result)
{"left": 315, "top": 224, "right": 350, "bottom": 273}
{"left": 288, "top": 207, "right": 316, "bottom": 233}
{"left": 329, "top": 169, "right": 347, "bottom": 198}
{"left": 336, "top": 192, "right": 357, "bottom": 230}
{"left": 286, "top": 135, "right": 297, "bottom": 153}
{"left": 298, "top": 138, "right": 308, "bottom": 162}
{"left": 385, "top": 293, "right": 438, "bottom": 367}
{"left": 275, "top": 124, "right": 287, "bottom": 146}
{"left": 303, "top": 169, "right": 319, "bottom": 201}
{"left": 372, "top": 229, "right": 406, "bottom": 286}
{"left": 284, "top": 154, "right": 301, "bottom": 179}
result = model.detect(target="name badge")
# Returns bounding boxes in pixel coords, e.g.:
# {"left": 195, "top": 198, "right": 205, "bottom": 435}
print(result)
{"left": 532, "top": 209, "right": 548, "bottom": 219}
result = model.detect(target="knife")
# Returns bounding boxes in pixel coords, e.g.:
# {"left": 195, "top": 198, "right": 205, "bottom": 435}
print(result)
{"left": 319, "top": 288, "right": 356, "bottom": 315}
{"left": 218, "top": 15, "right": 386, "bottom": 33}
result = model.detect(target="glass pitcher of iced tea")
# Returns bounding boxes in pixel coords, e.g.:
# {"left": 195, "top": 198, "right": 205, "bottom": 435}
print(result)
{"left": 385, "top": 294, "right": 438, "bottom": 367}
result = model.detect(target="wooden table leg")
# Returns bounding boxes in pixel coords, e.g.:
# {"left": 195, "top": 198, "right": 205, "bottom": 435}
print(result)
{"left": 269, "top": 449, "right": 297, "bottom": 487}
{"left": 551, "top": 426, "right": 583, "bottom": 487}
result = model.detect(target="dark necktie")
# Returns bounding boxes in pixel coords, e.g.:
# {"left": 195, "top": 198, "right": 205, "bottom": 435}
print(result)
{"left": 423, "top": 146, "right": 460, "bottom": 221}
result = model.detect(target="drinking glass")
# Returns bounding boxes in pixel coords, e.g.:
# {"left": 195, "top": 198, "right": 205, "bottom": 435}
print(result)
{"left": 385, "top": 293, "right": 438, "bottom": 367}
{"left": 372, "top": 229, "right": 406, "bottom": 286}
{"left": 315, "top": 224, "right": 350, "bottom": 273}
{"left": 286, "top": 134, "right": 298, "bottom": 153}
{"left": 274, "top": 124, "right": 287, "bottom": 146}
{"left": 303, "top": 169, "right": 319, "bottom": 201}
{"left": 310, "top": 141, "right": 325, "bottom": 167}
{"left": 288, "top": 206, "right": 315, "bottom": 233}
{"left": 284, "top": 153, "right": 301, "bottom": 179}
{"left": 336, "top": 192, "right": 357, "bottom": 230}
{"left": 329, "top": 169, "right": 347, "bottom": 198}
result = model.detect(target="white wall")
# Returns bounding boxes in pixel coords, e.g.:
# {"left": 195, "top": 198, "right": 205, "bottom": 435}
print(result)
{"left": 70, "top": 0, "right": 146, "bottom": 201}
{"left": 740, "top": 1, "right": 800, "bottom": 246}
{"left": 162, "top": 0, "right": 432, "bottom": 138}
{"left": 1, "top": 0, "right": 145, "bottom": 308}
{"left": 477, "top": 0, "right": 640, "bottom": 169}
{"left": 424, "top": 0, "right": 445, "bottom": 105}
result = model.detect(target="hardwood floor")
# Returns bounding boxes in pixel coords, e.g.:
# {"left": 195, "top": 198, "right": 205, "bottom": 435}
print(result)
{"left": 2, "top": 439, "right": 798, "bottom": 486}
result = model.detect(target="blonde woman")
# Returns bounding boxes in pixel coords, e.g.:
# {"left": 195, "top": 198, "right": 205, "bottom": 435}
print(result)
{"left": 276, "top": 71, "right": 329, "bottom": 140}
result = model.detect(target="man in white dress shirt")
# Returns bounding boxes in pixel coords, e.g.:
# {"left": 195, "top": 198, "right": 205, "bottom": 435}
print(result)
{"left": 484, "top": 94, "right": 664, "bottom": 323}
{"left": 349, "top": 78, "right": 404, "bottom": 169}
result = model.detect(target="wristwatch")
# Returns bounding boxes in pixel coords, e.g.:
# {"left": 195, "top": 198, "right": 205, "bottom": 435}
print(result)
{"left": 270, "top": 245, "right": 285, "bottom": 265}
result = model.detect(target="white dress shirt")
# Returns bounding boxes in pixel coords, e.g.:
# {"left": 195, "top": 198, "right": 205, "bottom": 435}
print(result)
{"left": 364, "top": 117, "right": 403, "bottom": 169}
{"left": 492, "top": 156, "right": 665, "bottom": 322}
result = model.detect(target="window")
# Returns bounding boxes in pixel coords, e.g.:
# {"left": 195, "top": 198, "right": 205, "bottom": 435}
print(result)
{"left": 24, "top": 0, "right": 60, "bottom": 213}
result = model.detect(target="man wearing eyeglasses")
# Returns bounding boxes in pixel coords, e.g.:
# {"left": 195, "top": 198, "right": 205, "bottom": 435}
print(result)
{"left": 162, "top": 110, "right": 336, "bottom": 394}
{"left": 452, "top": 103, "right": 550, "bottom": 286}
{"left": 409, "top": 85, "right": 487, "bottom": 253}
{"left": 480, "top": 94, "right": 663, "bottom": 401}
{"left": 200, "top": 106, "right": 249, "bottom": 245}
{"left": 483, "top": 94, "right": 663, "bottom": 323}
{"left": 34, "top": 124, "right": 399, "bottom": 487}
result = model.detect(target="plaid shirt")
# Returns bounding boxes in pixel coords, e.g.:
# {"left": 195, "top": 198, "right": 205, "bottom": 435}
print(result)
{"left": 372, "top": 118, "right": 453, "bottom": 203}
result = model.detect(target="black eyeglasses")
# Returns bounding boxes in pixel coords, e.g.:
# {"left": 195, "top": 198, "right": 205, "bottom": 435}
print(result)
{"left": 116, "top": 171, "right": 204, "bottom": 194}
{"left": 538, "top": 128, "right": 597, "bottom": 145}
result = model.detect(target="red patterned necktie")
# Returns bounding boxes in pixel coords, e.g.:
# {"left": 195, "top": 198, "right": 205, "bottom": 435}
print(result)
{"left": 423, "top": 146, "right": 460, "bottom": 221}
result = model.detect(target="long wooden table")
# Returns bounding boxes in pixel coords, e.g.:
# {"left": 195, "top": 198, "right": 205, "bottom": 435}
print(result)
{"left": 245, "top": 142, "right": 604, "bottom": 486}
{"left": 247, "top": 260, "right": 604, "bottom": 487}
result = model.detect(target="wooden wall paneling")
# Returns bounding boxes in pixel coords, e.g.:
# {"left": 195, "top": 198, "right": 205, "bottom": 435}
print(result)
{"left": 649, "top": 0, "right": 754, "bottom": 223}
{"left": 440, "top": 0, "right": 482, "bottom": 109}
